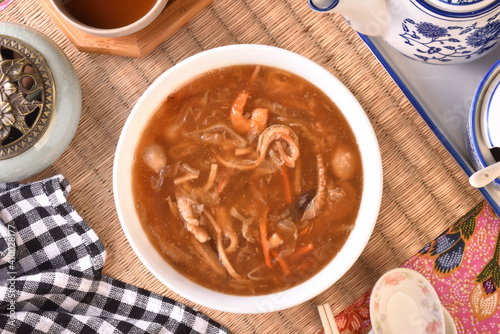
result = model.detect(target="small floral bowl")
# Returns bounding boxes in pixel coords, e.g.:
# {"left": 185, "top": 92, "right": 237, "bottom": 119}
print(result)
{"left": 370, "top": 268, "right": 445, "bottom": 334}
{"left": 467, "top": 59, "right": 500, "bottom": 190}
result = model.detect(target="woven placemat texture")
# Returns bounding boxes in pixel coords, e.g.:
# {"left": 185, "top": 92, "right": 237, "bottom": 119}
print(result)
{"left": 1, "top": 0, "right": 484, "bottom": 332}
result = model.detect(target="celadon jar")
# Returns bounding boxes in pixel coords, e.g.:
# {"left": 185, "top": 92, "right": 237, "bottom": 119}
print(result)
{"left": 0, "top": 22, "right": 81, "bottom": 182}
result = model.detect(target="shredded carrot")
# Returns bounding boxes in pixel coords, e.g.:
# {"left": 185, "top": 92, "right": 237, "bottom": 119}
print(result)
{"left": 260, "top": 206, "right": 272, "bottom": 268}
{"left": 217, "top": 175, "right": 229, "bottom": 194}
{"left": 287, "top": 243, "right": 315, "bottom": 262}
{"left": 271, "top": 249, "right": 291, "bottom": 275}
{"left": 298, "top": 225, "right": 310, "bottom": 236}
{"left": 281, "top": 165, "right": 293, "bottom": 204}
{"left": 296, "top": 257, "right": 316, "bottom": 272}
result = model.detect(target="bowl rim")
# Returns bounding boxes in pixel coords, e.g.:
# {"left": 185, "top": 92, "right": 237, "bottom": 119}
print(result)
{"left": 49, "top": 0, "right": 169, "bottom": 38}
{"left": 113, "top": 44, "right": 383, "bottom": 313}
{"left": 470, "top": 58, "right": 500, "bottom": 186}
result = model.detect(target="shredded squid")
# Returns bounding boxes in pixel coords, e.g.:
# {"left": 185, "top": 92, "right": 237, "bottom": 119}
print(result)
{"left": 216, "top": 125, "right": 300, "bottom": 171}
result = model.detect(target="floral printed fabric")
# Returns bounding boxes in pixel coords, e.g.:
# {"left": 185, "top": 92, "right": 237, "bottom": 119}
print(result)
{"left": 0, "top": 0, "right": 13, "bottom": 12}
{"left": 325, "top": 201, "right": 500, "bottom": 334}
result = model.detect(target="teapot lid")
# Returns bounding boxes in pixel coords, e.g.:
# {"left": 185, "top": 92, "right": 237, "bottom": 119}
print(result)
{"left": 422, "top": 0, "right": 497, "bottom": 14}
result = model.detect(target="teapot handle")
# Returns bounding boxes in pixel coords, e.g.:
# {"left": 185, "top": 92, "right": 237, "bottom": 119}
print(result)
{"left": 308, "top": 0, "right": 389, "bottom": 37}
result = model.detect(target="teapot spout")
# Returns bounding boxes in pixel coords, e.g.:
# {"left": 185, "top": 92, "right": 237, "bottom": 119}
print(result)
{"left": 308, "top": 0, "right": 389, "bottom": 37}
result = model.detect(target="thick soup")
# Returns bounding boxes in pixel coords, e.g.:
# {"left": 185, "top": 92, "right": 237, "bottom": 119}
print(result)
{"left": 132, "top": 65, "right": 363, "bottom": 295}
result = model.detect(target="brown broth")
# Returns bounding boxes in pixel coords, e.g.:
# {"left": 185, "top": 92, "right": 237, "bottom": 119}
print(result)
{"left": 61, "top": 0, "right": 157, "bottom": 29}
{"left": 132, "top": 65, "right": 363, "bottom": 296}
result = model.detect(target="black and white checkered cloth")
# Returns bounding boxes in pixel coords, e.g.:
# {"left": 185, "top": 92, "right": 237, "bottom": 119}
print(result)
{"left": 0, "top": 175, "right": 230, "bottom": 334}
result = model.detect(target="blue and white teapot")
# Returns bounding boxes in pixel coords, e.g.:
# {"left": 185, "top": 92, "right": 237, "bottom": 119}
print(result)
{"left": 309, "top": 0, "right": 500, "bottom": 64}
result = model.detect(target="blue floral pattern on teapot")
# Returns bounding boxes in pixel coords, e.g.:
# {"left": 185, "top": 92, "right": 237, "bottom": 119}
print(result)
{"left": 400, "top": 14, "right": 500, "bottom": 63}
{"left": 437, "top": 0, "right": 485, "bottom": 4}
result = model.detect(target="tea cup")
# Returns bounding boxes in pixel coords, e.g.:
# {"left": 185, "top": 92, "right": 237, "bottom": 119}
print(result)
{"left": 49, "top": 0, "right": 169, "bottom": 38}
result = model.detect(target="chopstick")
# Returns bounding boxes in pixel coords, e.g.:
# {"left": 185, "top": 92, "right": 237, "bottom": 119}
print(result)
{"left": 317, "top": 303, "right": 340, "bottom": 334}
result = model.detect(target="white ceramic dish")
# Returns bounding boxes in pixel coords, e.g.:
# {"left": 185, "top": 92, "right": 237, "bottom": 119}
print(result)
{"left": 113, "top": 44, "right": 383, "bottom": 313}
{"left": 370, "top": 268, "right": 445, "bottom": 334}
{"left": 480, "top": 68, "right": 500, "bottom": 149}
{"left": 359, "top": 34, "right": 500, "bottom": 217}
{"left": 49, "top": 0, "right": 168, "bottom": 38}
{"left": 467, "top": 60, "right": 500, "bottom": 190}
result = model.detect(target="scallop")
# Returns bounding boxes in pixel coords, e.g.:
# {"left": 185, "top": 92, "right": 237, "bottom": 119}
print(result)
{"left": 330, "top": 145, "right": 358, "bottom": 180}
{"left": 143, "top": 143, "right": 167, "bottom": 174}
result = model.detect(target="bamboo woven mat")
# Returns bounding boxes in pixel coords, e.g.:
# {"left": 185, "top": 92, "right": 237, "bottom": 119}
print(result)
{"left": 1, "top": 0, "right": 484, "bottom": 332}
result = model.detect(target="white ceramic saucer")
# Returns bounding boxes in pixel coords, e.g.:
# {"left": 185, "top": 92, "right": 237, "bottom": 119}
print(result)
{"left": 480, "top": 69, "right": 500, "bottom": 149}
{"left": 370, "top": 268, "right": 445, "bottom": 334}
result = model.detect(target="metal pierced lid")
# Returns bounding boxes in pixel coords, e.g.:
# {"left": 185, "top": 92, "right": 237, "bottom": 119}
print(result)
{"left": 0, "top": 35, "right": 55, "bottom": 160}
{"left": 0, "top": 22, "right": 81, "bottom": 182}
{"left": 422, "top": 0, "right": 497, "bottom": 14}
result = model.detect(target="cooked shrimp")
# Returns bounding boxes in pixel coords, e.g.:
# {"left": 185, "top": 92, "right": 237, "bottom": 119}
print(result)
{"left": 230, "top": 91, "right": 269, "bottom": 135}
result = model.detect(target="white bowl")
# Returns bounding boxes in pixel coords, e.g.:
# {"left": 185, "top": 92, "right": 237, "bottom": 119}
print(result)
{"left": 49, "top": 0, "right": 168, "bottom": 38}
{"left": 467, "top": 59, "right": 500, "bottom": 190}
{"left": 113, "top": 44, "right": 383, "bottom": 313}
{"left": 480, "top": 67, "right": 500, "bottom": 149}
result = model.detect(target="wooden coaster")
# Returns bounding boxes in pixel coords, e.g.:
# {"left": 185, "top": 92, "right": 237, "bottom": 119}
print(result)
{"left": 37, "top": 0, "right": 214, "bottom": 57}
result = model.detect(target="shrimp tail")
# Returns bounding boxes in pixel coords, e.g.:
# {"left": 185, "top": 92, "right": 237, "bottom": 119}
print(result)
{"left": 230, "top": 91, "right": 269, "bottom": 135}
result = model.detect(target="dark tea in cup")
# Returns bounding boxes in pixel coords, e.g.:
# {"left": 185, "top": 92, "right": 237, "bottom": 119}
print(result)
{"left": 60, "top": 0, "right": 157, "bottom": 29}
